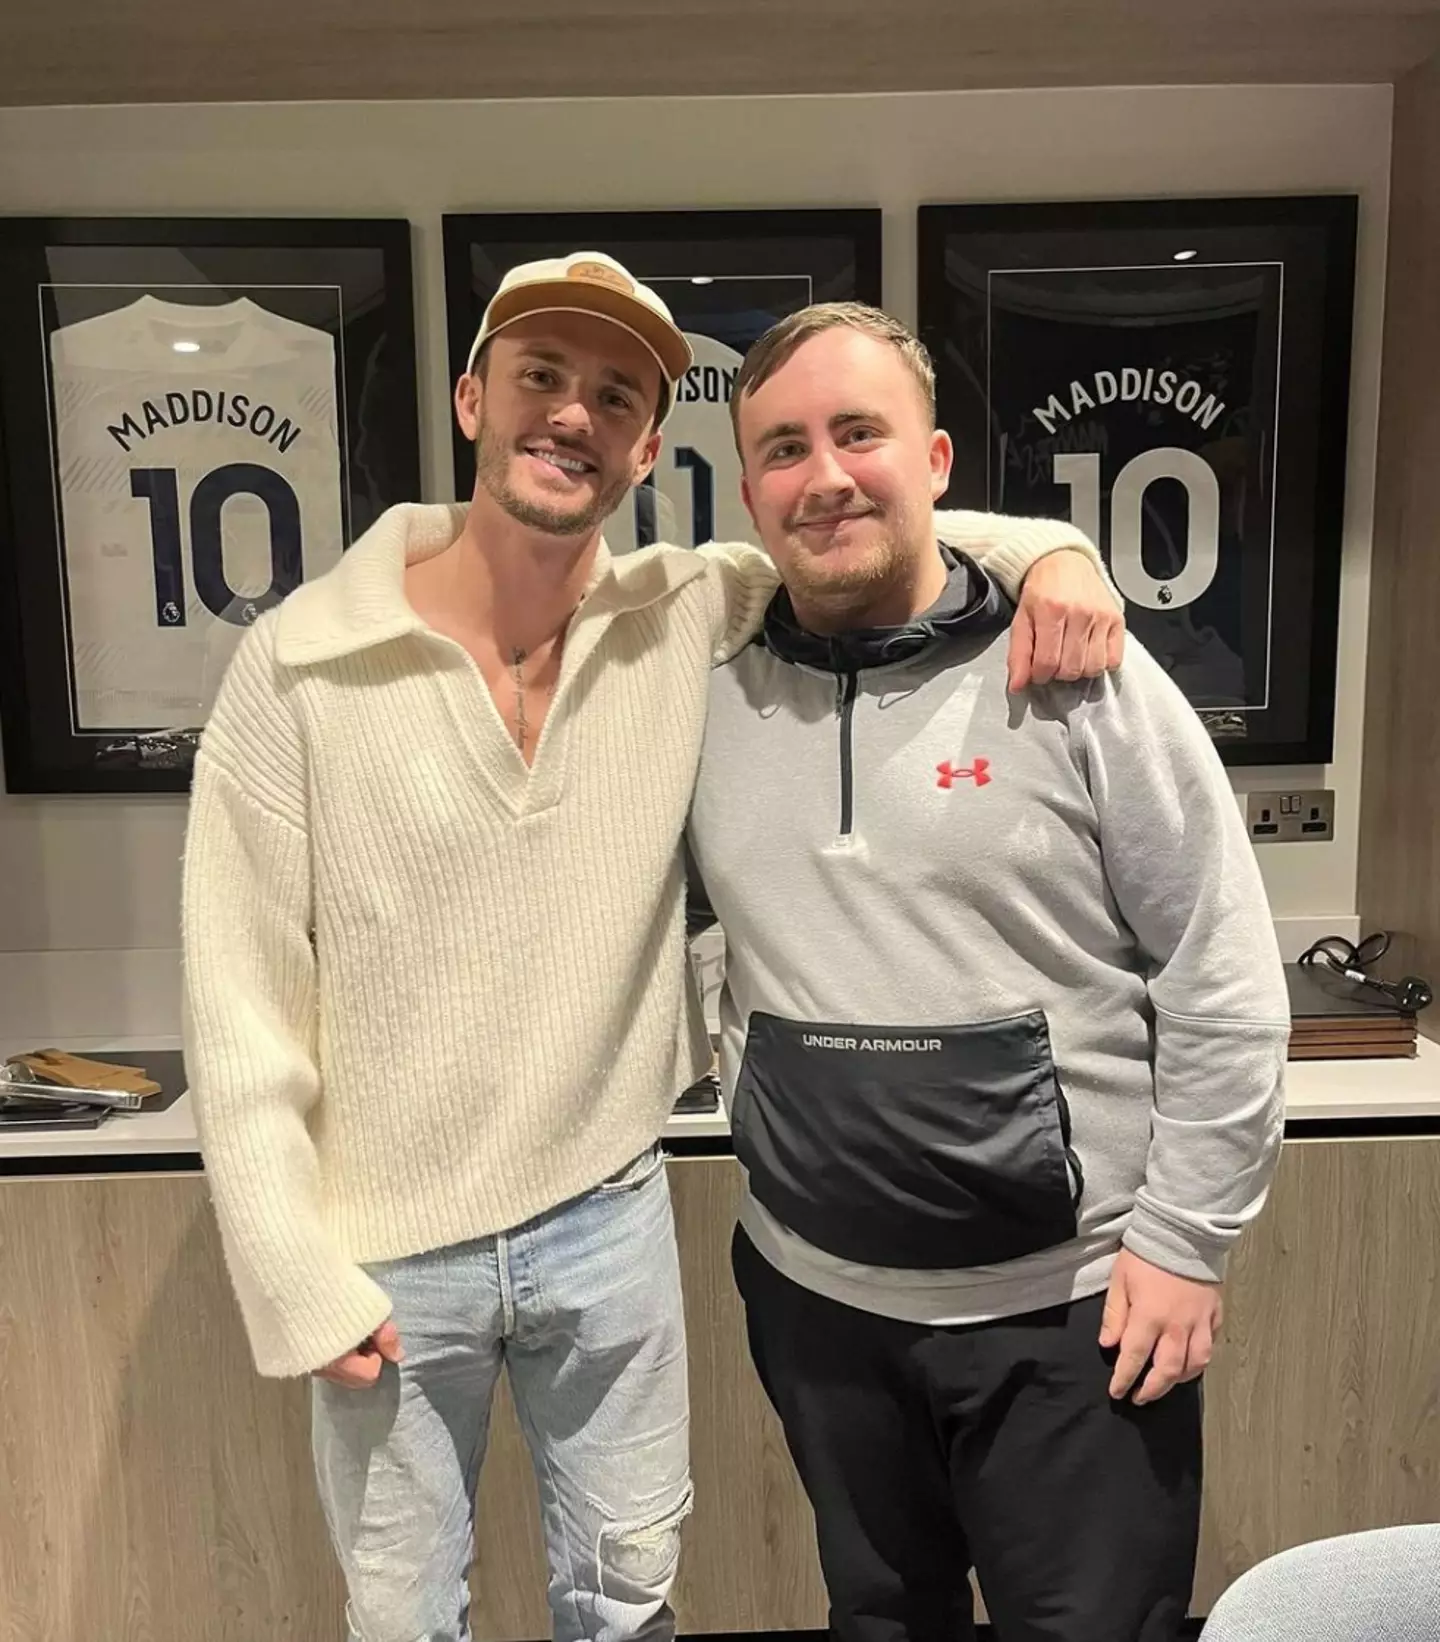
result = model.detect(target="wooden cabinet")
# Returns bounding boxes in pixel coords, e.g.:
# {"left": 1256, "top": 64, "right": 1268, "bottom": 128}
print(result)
{"left": 0, "top": 1158, "right": 825, "bottom": 1642}
{"left": 0, "top": 1173, "right": 344, "bottom": 1642}
{"left": 1193, "top": 1136, "right": 1440, "bottom": 1609}
{"left": 1, "top": 1141, "right": 1438, "bottom": 1640}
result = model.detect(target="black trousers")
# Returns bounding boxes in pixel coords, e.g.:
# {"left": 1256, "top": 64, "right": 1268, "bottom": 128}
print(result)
{"left": 732, "top": 1226, "right": 1202, "bottom": 1642}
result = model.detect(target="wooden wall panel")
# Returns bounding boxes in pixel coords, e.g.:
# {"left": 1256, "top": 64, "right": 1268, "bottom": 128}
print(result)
{"left": 1359, "top": 50, "right": 1440, "bottom": 1040}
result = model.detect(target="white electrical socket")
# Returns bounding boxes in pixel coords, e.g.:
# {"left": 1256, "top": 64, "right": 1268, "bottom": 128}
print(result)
{"left": 1245, "top": 788, "right": 1335, "bottom": 843}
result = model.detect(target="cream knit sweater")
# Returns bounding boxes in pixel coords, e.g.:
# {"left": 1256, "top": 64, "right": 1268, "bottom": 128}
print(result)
{"left": 182, "top": 501, "right": 1109, "bottom": 1376}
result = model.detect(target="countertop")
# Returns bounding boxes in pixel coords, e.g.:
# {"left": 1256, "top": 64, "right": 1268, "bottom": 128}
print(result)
{"left": 3, "top": 1034, "right": 1437, "bottom": 1167}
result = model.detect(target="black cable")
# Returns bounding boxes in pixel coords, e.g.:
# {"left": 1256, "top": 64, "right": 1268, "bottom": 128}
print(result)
{"left": 1298, "top": 931, "right": 1433, "bottom": 1014}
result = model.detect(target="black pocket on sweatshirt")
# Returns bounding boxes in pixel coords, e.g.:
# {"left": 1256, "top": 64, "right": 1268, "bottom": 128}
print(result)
{"left": 731, "top": 1009, "right": 1082, "bottom": 1270}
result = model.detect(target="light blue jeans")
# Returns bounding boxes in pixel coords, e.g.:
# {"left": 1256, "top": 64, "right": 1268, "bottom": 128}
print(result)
{"left": 312, "top": 1144, "right": 691, "bottom": 1642}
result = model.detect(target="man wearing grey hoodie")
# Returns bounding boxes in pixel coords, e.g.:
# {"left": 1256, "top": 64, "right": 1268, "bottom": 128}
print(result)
{"left": 685, "top": 303, "right": 1290, "bottom": 1642}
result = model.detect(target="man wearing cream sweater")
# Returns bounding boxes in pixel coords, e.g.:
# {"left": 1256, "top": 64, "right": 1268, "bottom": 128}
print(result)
{"left": 181, "top": 253, "right": 1123, "bottom": 1642}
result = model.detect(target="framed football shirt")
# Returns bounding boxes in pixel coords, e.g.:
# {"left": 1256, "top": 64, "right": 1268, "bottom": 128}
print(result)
{"left": 0, "top": 217, "right": 420, "bottom": 792}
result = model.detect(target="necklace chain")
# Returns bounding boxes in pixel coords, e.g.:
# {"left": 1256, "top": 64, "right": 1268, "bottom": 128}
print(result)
{"left": 511, "top": 647, "right": 529, "bottom": 754}
{"left": 507, "top": 609, "right": 574, "bottom": 758}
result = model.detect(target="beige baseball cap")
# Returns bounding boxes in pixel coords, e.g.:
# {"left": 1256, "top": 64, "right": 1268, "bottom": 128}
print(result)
{"left": 466, "top": 251, "right": 693, "bottom": 419}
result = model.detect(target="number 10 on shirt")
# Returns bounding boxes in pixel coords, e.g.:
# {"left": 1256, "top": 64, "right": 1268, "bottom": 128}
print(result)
{"left": 131, "top": 461, "right": 304, "bottom": 629}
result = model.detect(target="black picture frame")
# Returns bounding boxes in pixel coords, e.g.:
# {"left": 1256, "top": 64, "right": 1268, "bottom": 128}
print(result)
{"left": 918, "top": 195, "right": 1358, "bottom": 766}
{"left": 0, "top": 215, "right": 421, "bottom": 794}
{"left": 442, "top": 208, "right": 882, "bottom": 551}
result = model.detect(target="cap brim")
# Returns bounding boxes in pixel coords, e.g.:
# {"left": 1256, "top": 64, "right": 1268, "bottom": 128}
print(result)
{"left": 481, "top": 278, "right": 693, "bottom": 387}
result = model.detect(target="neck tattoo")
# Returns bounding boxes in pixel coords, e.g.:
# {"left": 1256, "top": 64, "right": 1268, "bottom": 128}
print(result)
{"left": 511, "top": 647, "right": 529, "bottom": 754}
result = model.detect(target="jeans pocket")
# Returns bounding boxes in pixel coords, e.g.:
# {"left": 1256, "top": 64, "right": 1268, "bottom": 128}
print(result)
{"left": 596, "top": 1142, "right": 665, "bottom": 1194}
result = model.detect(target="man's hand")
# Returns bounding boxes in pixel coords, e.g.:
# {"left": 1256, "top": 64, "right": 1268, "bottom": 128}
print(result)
{"left": 314, "top": 1319, "right": 405, "bottom": 1388}
{"left": 1008, "top": 548, "right": 1125, "bottom": 692}
{"left": 1100, "top": 1248, "right": 1221, "bottom": 1406}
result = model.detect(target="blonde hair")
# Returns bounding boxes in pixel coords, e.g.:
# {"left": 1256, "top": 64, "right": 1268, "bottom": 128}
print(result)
{"left": 730, "top": 302, "right": 937, "bottom": 449}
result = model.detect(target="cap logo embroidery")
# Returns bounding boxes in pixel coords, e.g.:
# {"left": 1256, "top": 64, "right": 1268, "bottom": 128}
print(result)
{"left": 568, "top": 260, "right": 633, "bottom": 294}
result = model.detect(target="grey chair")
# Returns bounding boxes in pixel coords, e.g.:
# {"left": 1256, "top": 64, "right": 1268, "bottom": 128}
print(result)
{"left": 1200, "top": 1524, "right": 1440, "bottom": 1640}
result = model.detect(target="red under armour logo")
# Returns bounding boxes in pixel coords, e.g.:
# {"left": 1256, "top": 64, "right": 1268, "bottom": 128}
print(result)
{"left": 936, "top": 757, "right": 991, "bottom": 789}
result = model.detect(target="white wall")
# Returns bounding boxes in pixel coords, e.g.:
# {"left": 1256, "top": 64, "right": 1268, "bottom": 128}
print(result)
{"left": 0, "top": 85, "right": 1388, "bottom": 1039}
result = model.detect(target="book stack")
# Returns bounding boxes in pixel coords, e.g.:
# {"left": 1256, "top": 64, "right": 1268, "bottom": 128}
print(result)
{"left": 1285, "top": 963, "right": 1418, "bottom": 1060}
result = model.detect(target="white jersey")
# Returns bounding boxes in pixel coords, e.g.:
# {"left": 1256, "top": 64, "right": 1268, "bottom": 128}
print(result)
{"left": 49, "top": 295, "right": 344, "bottom": 731}
{"left": 606, "top": 331, "right": 755, "bottom": 554}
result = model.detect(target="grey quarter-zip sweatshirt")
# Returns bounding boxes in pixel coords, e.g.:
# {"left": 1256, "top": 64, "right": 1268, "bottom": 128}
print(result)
{"left": 686, "top": 542, "right": 1290, "bottom": 1325}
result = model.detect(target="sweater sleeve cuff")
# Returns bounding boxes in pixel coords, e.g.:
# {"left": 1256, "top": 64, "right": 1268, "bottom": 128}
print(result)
{"left": 1122, "top": 1204, "right": 1231, "bottom": 1286}
{"left": 233, "top": 1253, "right": 395, "bottom": 1379}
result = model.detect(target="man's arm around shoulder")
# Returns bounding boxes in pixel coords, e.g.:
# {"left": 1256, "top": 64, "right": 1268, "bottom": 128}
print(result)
{"left": 936, "top": 509, "right": 1125, "bottom": 689}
